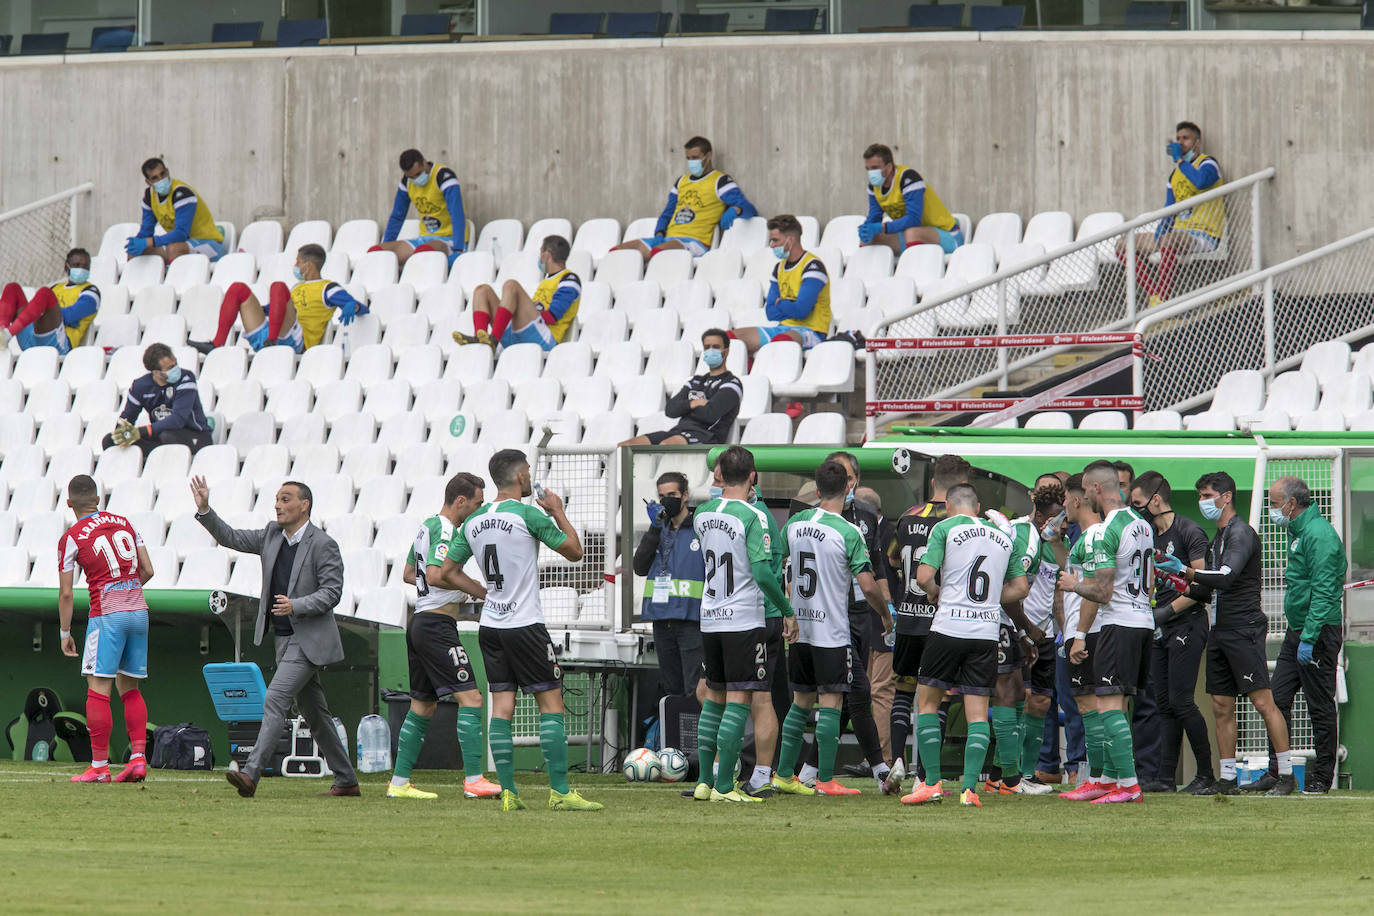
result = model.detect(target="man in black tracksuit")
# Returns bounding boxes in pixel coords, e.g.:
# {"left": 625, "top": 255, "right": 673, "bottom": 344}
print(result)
{"left": 1158, "top": 471, "right": 1295, "bottom": 796}
{"left": 1129, "top": 471, "right": 1213, "bottom": 794}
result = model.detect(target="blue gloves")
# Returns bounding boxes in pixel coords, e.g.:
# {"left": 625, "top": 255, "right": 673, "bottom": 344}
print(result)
{"left": 719, "top": 207, "right": 738, "bottom": 231}
{"left": 125, "top": 236, "right": 149, "bottom": 257}
{"left": 1154, "top": 551, "right": 1185, "bottom": 574}
{"left": 1167, "top": 142, "right": 1184, "bottom": 162}
{"left": 1297, "top": 641, "right": 1315, "bottom": 666}
{"left": 646, "top": 502, "right": 665, "bottom": 529}
{"left": 338, "top": 300, "right": 358, "bottom": 326}
{"left": 858, "top": 221, "right": 883, "bottom": 244}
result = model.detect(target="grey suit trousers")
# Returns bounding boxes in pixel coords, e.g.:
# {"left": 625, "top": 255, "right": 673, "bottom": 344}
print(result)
{"left": 245, "top": 635, "right": 357, "bottom": 786}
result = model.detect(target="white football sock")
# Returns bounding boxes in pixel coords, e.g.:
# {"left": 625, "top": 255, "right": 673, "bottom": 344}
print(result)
{"left": 1276, "top": 751, "right": 1292, "bottom": 776}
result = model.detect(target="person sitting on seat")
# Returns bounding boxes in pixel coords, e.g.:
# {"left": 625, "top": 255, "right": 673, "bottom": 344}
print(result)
{"left": 733, "top": 215, "right": 831, "bottom": 355}
{"left": 103, "top": 342, "right": 212, "bottom": 457}
{"left": 620, "top": 328, "right": 742, "bottom": 446}
{"left": 612, "top": 136, "right": 756, "bottom": 263}
{"left": 373, "top": 148, "right": 467, "bottom": 266}
{"left": 0, "top": 247, "right": 99, "bottom": 352}
{"left": 858, "top": 143, "right": 963, "bottom": 254}
{"left": 188, "top": 243, "right": 366, "bottom": 355}
{"left": 1117, "top": 120, "right": 1223, "bottom": 308}
{"left": 452, "top": 235, "right": 580, "bottom": 352}
{"left": 125, "top": 158, "right": 225, "bottom": 264}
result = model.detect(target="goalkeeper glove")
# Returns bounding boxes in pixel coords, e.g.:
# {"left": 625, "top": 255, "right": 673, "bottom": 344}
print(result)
{"left": 719, "top": 207, "right": 739, "bottom": 231}
{"left": 858, "top": 222, "right": 883, "bottom": 244}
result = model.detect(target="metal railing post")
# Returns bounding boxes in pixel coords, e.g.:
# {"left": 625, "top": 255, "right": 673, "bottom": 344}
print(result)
{"left": 864, "top": 351, "right": 876, "bottom": 441}
{"left": 1125, "top": 232, "right": 1138, "bottom": 321}
{"left": 1263, "top": 276, "right": 1276, "bottom": 377}
{"left": 996, "top": 280, "right": 1009, "bottom": 390}
{"left": 1251, "top": 181, "right": 1263, "bottom": 275}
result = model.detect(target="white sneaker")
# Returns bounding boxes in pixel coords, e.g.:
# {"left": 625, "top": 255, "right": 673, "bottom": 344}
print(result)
{"left": 1014, "top": 778, "right": 1054, "bottom": 795}
{"left": 890, "top": 759, "right": 906, "bottom": 783}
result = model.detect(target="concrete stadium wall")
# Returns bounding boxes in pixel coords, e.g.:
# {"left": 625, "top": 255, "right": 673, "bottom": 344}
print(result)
{"left": 1, "top": 32, "right": 1371, "bottom": 266}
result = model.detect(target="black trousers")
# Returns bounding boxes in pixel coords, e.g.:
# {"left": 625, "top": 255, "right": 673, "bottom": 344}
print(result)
{"left": 102, "top": 426, "right": 212, "bottom": 458}
{"left": 1152, "top": 610, "right": 1212, "bottom": 782}
{"left": 652, "top": 619, "right": 703, "bottom": 698}
{"left": 1269, "top": 625, "right": 1342, "bottom": 787}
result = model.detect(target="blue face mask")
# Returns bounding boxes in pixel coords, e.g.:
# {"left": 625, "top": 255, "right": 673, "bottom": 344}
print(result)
{"left": 867, "top": 169, "right": 884, "bottom": 187}
{"left": 68, "top": 267, "right": 90, "bottom": 284}
{"left": 771, "top": 245, "right": 787, "bottom": 260}
{"left": 1269, "top": 506, "right": 1291, "bottom": 528}
{"left": 708, "top": 485, "right": 723, "bottom": 499}
{"left": 686, "top": 159, "right": 704, "bottom": 178}
{"left": 292, "top": 266, "right": 305, "bottom": 282}
{"left": 844, "top": 488, "right": 855, "bottom": 508}
{"left": 702, "top": 348, "right": 724, "bottom": 369}
{"left": 1183, "top": 149, "right": 1197, "bottom": 163}
{"left": 1199, "top": 497, "right": 1222, "bottom": 521}
{"left": 164, "top": 366, "right": 182, "bottom": 384}
{"left": 152, "top": 177, "right": 171, "bottom": 196}
{"left": 411, "top": 170, "right": 430, "bottom": 187}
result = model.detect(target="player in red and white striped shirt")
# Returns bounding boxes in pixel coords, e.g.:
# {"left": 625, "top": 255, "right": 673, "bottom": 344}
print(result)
{"left": 57, "top": 475, "right": 155, "bottom": 784}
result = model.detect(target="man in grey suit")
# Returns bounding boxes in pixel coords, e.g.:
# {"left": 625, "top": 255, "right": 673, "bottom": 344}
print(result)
{"left": 190, "top": 475, "right": 360, "bottom": 798}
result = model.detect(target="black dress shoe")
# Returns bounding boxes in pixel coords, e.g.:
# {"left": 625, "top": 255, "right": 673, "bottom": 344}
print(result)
{"left": 1300, "top": 782, "right": 1330, "bottom": 795}
{"left": 187, "top": 339, "right": 216, "bottom": 356}
{"left": 1142, "top": 779, "right": 1176, "bottom": 793}
{"left": 225, "top": 768, "right": 257, "bottom": 798}
{"left": 1244, "top": 772, "right": 1278, "bottom": 792}
{"left": 841, "top": 762, "right": 873, "bottom": 779}
{"left": 1182, "top": 775, "right": 1213, "bottom": 795}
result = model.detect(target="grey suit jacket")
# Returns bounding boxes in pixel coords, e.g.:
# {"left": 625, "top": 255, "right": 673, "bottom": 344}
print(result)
{"left": 196, "top": 509, "right": 346, "bottom": 667}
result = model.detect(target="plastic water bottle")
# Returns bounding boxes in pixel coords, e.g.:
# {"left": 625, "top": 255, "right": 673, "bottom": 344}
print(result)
{"left": 332, "top": 717, "right": 348, "bottom": 760}
{"left": 356, "top": 714, "right": 391, "bottom": 773}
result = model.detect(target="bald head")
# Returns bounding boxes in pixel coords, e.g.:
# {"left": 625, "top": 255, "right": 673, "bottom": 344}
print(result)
{"left": 946, "top": 482, "right": 979, "bottom": 514}
{"left": 1268, "top": 475, "right": 1311, "bottom": 523}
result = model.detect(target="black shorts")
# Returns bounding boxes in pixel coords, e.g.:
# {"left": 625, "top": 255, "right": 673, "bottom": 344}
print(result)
{"left": 765, "top": 616, "right": 784, "bottom": 684}
{"left": 645, "top": 425, "right": 711, "bottom": 445}
{"left": 701, "top": 627, "right": 770, "bottom": 691}
{"left": 1025, "top": 636, "right": 1056, "bottom": 697}
{"left": 1095, "top": 625, "right": 1152, "bottom": 696}
{"left": 996, "top": 623, "right": 1023, "bottom": 676}
{"left": 918, "top": 631, "right": 997, "bottom": 696}
{"left": 1066, "top": 631, "right": 1099, "bottom": 697}
{"left": 892, "top": 632, "right": 929, "bottom": 683}
{"left": 1206, "top": 626, "right": 1270, "bottom": 696}
{"left": 478, "top": 623, "right": 562, "bottom": 694}
{"left": 407, "top": 612, "right": 480, "bottom": 700}
{"left": 788, "top": 643, "right": 853, "bottom": 694}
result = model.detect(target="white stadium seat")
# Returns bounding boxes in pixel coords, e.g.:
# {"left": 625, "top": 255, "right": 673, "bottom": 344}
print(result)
{"left": 741, "top": 413, "right": 792, "bottom": 445}
{"left": 774, "top": 340, "right": 856, "bottom": 398}
{"left": 297, "top": 345, "right": 345, "bottom": 388}
{"left": 1024, "top": 412, "right": 1074, "bottom": 430}
{"left": 398, "top": 250, "right": 448, "bottom": 296}
{"left": 46, "top": 445, "right": 93, "bottom": 487}
{"left": 1299, "top": 340, "right": 1351, "bottom": 393}
{"left": 265, "top": 379, "right": 313, "bottom": 424}
{"left": 1135, "top": 410, "right": 1183, "bottom": 430}
{"left": 1078, "top": 411, "right": 1129, "bottom": 431}
{"left": 594, "top": 250, "right": 645, "bottom": 291}
{"left": 177, "top": 548, "right": 231, "bottom": 589}
{"left": 227, "top": 411, "right": 278, "bottom": 455}
{"left": 644, "top": 250, "right": 694, "bottom": 288}
{"left": 793, "top": 412, "right": 846, "bottom": 445}
{"left": 25, "top": 378, "right": 71, "bottom": 417}
{"left": 120, "top": 255, "right": 165, "bottom": 296}
{"left": 571, "top": 218, "right": 621, "bottom": 261}
{"left": 523, "top": 218, "right": 573, "bottom": 255}
{"left": 622, "top": 217, "right": 658, "bottom": 243}
{"left": 94, "top": 315, "right": 142, "bottom": 349}
{"left": 350, "top": 250, "right": 399, "bottom": 296}
{"left": 1265, "top": 371, "right": 1320, "bottom": 415}
{"left": 1239, "top": 409, "right": 1292, "bottom": 431}
{"left": 164, "top": 253, "right": 210, "bottom": 296}
{"left": 331, "top": 219, "right": 380, "bottom": 263}
{"left": 131, "top": 286, "right": 176, "bottom": 324}
{"left": 238, "top": 220, "right": 284, "bottom": 263}
{"left": 14, "top": 346, "right": 60, "bottom": 392}
{"left": 1295, "top": 408, "right": 1346, "bottom": 432}
{"left": 719, "top": 216, "right": 768, "bottom": 255}
{"left": 1184, "top": 409, "right": 1235, "bottom": 431}
{"left": 1209, "top": 369, "right": 1265, "bottom": 415}
{"left": 972, "top": 212, "right": 1024, "bottom": 261}
{"left": 242, "top": 444, "right": 290, "bottom": 481}
{"left": 449, "top": 251, "right": 496, "bottom": 300}
{"left": 1023, "top": 211, "right": 1074, "bottom": 252}
{"left": 750, "top": 341, "right": 803, "bottom": 390}
{"left": 284, "top": 220, "right": 333, "bottom": 255}
{"left": 818, "top": 215, "right": 866, "bottom": 260}
{"left": 98, "top": 222, "right": 141, "bottom": 268}
{"left": 475, "top": 219, "right": 524, "bottom": 258}
{"left": 1321, "top": 372, "right": 1373, "bottom": 420}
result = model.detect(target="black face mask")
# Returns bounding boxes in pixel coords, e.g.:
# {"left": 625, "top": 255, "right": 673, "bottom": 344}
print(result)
{"left": 660, "top": 495, "right": 683, "bottom": 518}
{"left": 1132, "top": 502, "right": 1155, "bottom": 523}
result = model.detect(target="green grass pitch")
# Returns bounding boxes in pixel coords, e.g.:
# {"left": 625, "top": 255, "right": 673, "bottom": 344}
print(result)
{"left": 3, "top": 764, "right": 1374, "bottom": 914}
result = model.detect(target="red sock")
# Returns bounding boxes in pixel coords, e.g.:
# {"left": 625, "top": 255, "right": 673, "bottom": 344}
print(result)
{"left": 267, "top": 282, "right": 291, "bottom": 342}
{"left": 490, "top": 306, "right": 514, "bottom": 341}
{"left": 1155, "top": 249, "right": 1179, "bottom": 300}
{"left": 905, "top": 240, "right": 927, "bottom": 248}
{"left": 472, "top": 310, "right": 491, "bottom": 333}
{"left": 648, "top": 246, "right": 664, "bottom": 257}
{"left": 120, "top": 688, "right": 148, "bottom": 758}
{"left": 8, "top": 285, "right": 56, "bottom": 334}
{"left": 87, "top": 690, "right": 112, "bottom": 766}
{"left": 214, "top": 282, "right": 253, "bottom": 346}
{"left": 367, "top": 245, "right": 385, "bottom": 253}
{"left": 0, "top": 282, "right": 25, "bottom": 329}
{"left": 412, "top": 244, "right": 437, "bottom": 254}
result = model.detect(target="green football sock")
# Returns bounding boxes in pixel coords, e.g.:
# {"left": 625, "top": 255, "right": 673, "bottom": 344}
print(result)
{"left": 991, "top": 706, "right": 1020, "bottom": 773}
{"left": 815, "top": 707, "right": 842, "bottom": 782}
{"left": 963, "top": 720, "right": 991, "bottom": 792}
{"left": 696, "top": 699, "right": 725, "bottom": 786}
{"left": 490, "top": 716, "right": 516, "bottom": 793}
{"left": 391, "top": 710, "right": 430, "bottom": 784}
{"left": 777, "top": 704, "right": 809, "bottom": 779}
{"left": 539, "top": 712, "right": 570, "bottom": 794}
{"left": 1083, "top": 710, "right": 1104, "bottom": 778}
{"left": 1102, "top": 708, "right": 1136, "bottom": 782}
{"left": 1020, "top": 712, "right": 1046, "bottom": 778}
{"left": 714, "top": 702, "right": 751, "bottom": 793}
{"left": 455, "top": 706, "right": 484, "bottom": 779}
{"left": 916, "top": 712, "right": 943, "bottom": 786}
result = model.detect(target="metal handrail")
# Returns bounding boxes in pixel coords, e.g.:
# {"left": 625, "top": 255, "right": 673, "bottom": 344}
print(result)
{"left": 0, "top": 182, "right": 93, "bottom": 225}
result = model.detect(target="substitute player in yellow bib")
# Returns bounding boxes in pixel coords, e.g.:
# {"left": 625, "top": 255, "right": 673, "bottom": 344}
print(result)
{"left": 453, "top": 235, "right": 580, "bottom": 352}
{"left": 374, "top": 148, "right": 468, "bottom": 266}
{"left": 188, "top": 244, "right": 367, "bottom": 355}
{"left": 858, "top": 144, "right": 963, "bottom": 254}
{"left": 0, "top": 248, "right": 99, "bottom": 352}
{"left": 614, "top": 136, "right": 756, "bottom": 263}
{"left": 734, "top": 215, "right": 831, "bottom": 355}
{"left": 125, "top": 158, "right": 225, "bottom": 264}
{"left": 1118, "top": 120, "right": 1223, "bottom": 307}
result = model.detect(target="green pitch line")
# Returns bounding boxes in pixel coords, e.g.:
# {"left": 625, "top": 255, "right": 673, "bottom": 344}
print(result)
{"left": 3, "top": 764, "right": 1373, "bottom": 914}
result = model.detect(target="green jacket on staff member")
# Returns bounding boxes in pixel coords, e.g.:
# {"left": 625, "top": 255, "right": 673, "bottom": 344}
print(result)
{"left": 1283, "top": 504, "right": 1347, "bottom": 645}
